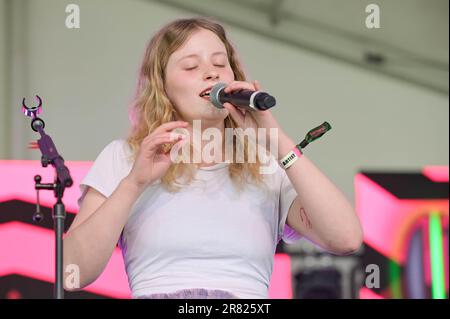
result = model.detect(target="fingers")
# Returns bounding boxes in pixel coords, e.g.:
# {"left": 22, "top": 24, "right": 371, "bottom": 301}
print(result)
{"left": 153, "top": 121, "right": 189, "bottom": 136}
{"left": 223, "top": 102, "right": 245, "bottom": 126}
{"left": 223, "top": 80, "right": 261, "bottom": 93}
{"left": 148, "top": 133, "right": 186, "bottom": 153}
{"left": 253, "top": 80, "right": 261, "bottom": 91}
{"left": 142, "top": 121, "right": 188, "bottom": 145}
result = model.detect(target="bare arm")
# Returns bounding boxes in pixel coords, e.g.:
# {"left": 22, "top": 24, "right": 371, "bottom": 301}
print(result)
{"left": 63, "top": 121, "right": 188, "bottom": 291}
{"left": 279, "top": 131, "right": 363, "bottom": 255}
{"left": 63, "top": 177, "right": 144, "bottom": 290}
{"left": 219, "top": 81, "right": 363, "bottom": 255}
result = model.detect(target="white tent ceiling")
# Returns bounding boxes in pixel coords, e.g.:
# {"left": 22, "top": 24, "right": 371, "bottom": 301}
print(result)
{"left": 150, "top": 0, "right": 449, "bottom": 95}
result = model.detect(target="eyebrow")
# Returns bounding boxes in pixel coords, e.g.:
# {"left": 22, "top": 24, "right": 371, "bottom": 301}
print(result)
{"left": 177, "top": 51, "right": 227, "bottom": 63}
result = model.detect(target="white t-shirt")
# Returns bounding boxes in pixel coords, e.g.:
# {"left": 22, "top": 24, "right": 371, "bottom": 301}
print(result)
{"left": 78, "top": 139, "right": 301, "bottom": 298}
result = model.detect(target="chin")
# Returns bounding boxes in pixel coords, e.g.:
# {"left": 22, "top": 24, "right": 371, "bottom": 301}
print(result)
{"left": 200, "top": 107, "right": 229, "bottom": 123}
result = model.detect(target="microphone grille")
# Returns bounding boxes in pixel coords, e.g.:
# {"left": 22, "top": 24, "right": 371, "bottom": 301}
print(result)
{"left": 210, "top": 82, "right": 227, "bottom": 109}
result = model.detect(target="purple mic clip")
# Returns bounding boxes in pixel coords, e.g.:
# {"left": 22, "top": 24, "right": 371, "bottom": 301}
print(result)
{"left": 22, "top": 95, "right": 42, "bottom": 118}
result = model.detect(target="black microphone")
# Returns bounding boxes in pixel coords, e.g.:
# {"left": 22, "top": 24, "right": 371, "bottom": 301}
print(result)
{"left": 209, "top": 82, "right": 276, "bottom": 111}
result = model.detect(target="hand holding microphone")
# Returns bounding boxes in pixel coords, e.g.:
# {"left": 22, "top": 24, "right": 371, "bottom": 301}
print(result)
{"left": 209, "top": 82, "right": 276, "bottom": 112}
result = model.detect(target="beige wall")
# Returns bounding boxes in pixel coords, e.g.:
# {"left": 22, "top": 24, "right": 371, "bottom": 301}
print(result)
{"left": 1, "top": 0, "right": 448, "bottom": 201}
{"left": 0, "top": 0, "right": 7, "bottom": 159}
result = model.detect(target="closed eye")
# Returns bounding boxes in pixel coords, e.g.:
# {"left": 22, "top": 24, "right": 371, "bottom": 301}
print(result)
{"left": 185, "top": 65, "right": 225, "bottom": 71}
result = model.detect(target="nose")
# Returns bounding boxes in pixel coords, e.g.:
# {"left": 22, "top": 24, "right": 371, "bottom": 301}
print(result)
{"left": 204, "top": 68, "right": 219, "bottom": 81}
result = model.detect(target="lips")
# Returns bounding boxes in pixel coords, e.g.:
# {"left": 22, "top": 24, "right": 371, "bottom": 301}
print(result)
{"left": 199, "top": 86, "right": 213, "bottom": 98}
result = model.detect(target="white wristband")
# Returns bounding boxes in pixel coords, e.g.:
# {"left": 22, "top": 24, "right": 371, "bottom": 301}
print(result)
{"left": 279, "top": 146, "right": 303, "bottom": 169}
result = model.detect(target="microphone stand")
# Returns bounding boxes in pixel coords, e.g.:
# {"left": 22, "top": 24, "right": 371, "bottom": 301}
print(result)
{"left": 22, "top": 95, "right": 73, "bottom": 299}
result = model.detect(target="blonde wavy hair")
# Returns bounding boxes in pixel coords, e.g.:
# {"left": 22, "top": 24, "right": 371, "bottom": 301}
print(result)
{"left": 126, "top": 17, "right": 266, "bottom": 192}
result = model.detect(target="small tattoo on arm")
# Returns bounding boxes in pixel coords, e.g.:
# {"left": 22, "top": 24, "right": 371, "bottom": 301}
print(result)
{"left": 299, "top": 207, "right": 312, "bottom": 229}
